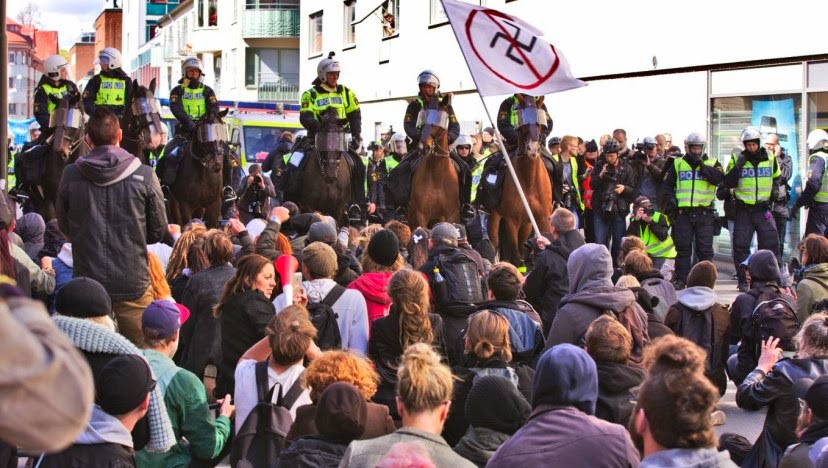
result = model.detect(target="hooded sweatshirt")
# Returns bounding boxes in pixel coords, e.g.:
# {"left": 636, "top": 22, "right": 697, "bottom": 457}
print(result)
{"left": 545, "top": 244, "right": 639, "bottom": 349}
{"left": 796, "top": 263, "right": 828, "bottom": 323}
{"left": 347, "top": 271, "right": 394, "bottom": 325}
{"left": 16, "top": 212, "right": 45, "bottom": 262}
{"left": 40, "top": 406, "right": 137, "bottom": 467}
{"left": 76, "top": 145, "right": 143, "bottom": 187}
{"left": 487, "top": 344, "right": 639, "bottom": 468}
{"left": 640, "top": 447, "right": 738, "bottom": 468}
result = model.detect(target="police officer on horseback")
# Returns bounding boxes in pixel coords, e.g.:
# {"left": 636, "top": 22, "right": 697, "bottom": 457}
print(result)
{"left": 82, "top": 48, "right": 132, "bottom": 118}
{"left": 33, "top": 55, "right": 79, "bottom": 136}
{"left": 298, "top": 51, "right": 367, "bottom": 222}
{"left": 398, "top": 70, "right": 472, "bottom": 219}
{"left": 497, "top": 93, "right": 552, "bottom": 155}
{"left": 157, "top": 57, "right": 235, "bottom": 203}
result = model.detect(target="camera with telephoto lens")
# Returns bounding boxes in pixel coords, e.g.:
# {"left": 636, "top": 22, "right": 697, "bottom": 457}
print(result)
{"left": 248, "top": 175, "right": 264, "bottom": 217}
{"left": 644, "top": 207, "right": 655, "bottom": 217}
{"left": 601, "top": 166, "right": 620, "bottom": 218}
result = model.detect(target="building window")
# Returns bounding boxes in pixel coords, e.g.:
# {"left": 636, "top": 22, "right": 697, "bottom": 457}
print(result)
{"left": 146, "top": 21, "right": 159, "bottom": 42}
{"left": 196, "top": 0, "right": 217, "bottom": 27}
{"left": 245, "top": 48, "right": 299, "bottom": 90}
{"left": 8, "top": 78, "right": 14, "bottom": 89}
{"left": 343, "top": 1, "right": 356, "bottom": 46}
{"left": 382, "top": 0, "right": 398, "bottom": 37}
{"left": 309, "top": 11, "right": 323, "bottom": 56}
{"left": 8, "top": 104, "right": 16, "bottom": 115}
{"left": 8, "top": 53, "right": 14, "bottom": 65}
{"left": 429, "top": 0, "right": 446, "bottom": 25}
{"left": 247, "top": 0, "right": 300, "bottom": 9}
{"left": 208, "top": 0, "right": 218, "bottom": 26}
{"left": 149, "top": 0, "right": 167, "bottom": 3}
{"left": 17, "top": 52, "right": 24, "bottom": 65}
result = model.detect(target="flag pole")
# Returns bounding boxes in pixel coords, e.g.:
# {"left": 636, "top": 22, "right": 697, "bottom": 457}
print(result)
{"left": 440, "top": 0, "right": 542, "bottom": 240}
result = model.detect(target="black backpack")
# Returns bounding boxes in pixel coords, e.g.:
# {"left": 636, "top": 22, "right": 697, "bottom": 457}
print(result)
{"left": 430, "top": 250, "right": 485, "bottom": 317}
{"left": 749, "top": 286, "right": 799, "bottom": 356}
{"left": 307, "top": 285, "right": 345, "bottom": 350}
{"left": 672, "top": 302, "right": 720, "bottom": 374}
{"left": 230, "top": 361, "right": 305, "bottom": 468}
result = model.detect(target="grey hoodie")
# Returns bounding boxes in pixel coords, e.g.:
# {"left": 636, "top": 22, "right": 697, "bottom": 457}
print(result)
{"left": 546, "top": 244, "right": 640, "bottom": 348}
{"left": 640, "top": 447, "right": 738, "bottom": 467}
{"left": 75, "top": 145, "right": 143, "bottom": 187}
{"left": 75, "top": 405, "right": 134, "bottom": 448}
{"left": 678, "top": 286, "right": 719, "bottom": 311}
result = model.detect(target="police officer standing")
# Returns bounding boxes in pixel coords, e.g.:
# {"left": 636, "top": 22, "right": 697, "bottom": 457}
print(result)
{"left": 299, "top": 51, "right": 366, "bottom": 222}
{"left": 661, "top": 133, "right": 723, "bottom": 289}
{"left": 82, "top": 48, "right": 131, "bottom": 118}
{"left": 794, "top": 129, "right": 828, "bottom": 236}
{"left": 723, "top": 127, "right": 782, "bottom": 292}
{"left": 403, "top": 70, "right": 472, "bottom": 219}
{"left": 33, "top": 55, "right": 79, "bottom": 132}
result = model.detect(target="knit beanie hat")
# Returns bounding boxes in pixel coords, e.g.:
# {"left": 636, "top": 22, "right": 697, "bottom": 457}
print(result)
{"left": 307, "top": 221, "right": 337, "bottom": 245}
{"left": 687, "top": 261, "right": 718, "bottom": 289}
{"left": 315, "top": 382, "right": 368, "bottom": 442}
{"left": 465, "top": 375, "right": 531, "bottom": 434}
{"left": 367, "top": 229, "right": 400, "bottom": 267}
{"left": 55, "top": 277, "right": 113, "bottom": 318}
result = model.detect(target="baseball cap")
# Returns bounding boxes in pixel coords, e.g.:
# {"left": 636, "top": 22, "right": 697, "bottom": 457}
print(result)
{"left": 307, "top": 221, "right": 337, "bottom": 245}
{"left": 431, "top": 222, "right": 459, "bottom": 246}
{"left": 142, "top": 300, "right": 190, "bottom": 339}
{"left": 794, "top": 376, "right": 828, "bottom": 420}
{"left": 96, "top": 354, "right": 156, "bottom": 416}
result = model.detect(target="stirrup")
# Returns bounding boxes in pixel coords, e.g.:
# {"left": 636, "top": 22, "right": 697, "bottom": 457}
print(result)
{"left": 461, "top": 203, "right": 475, "bottom": 220}
{"left": 222, "top": 186, "right": 237, "bottom": 203}
{"left": 9, "top": 188, "right": 29, "bottom": 204}
{"left": 347, "top": 204, "right": 363, "bottom": 224}
{"left": 161, "top": 185, "right": 171, "bottom": 203}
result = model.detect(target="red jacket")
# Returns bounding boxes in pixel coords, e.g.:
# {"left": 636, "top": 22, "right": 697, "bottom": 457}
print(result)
{"left": 348, "top": 272, "right": 394, "bottom": 325}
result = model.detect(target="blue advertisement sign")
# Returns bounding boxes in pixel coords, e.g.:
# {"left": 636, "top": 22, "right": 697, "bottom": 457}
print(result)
{"left": 8, "top": 119, "right": 37, "bottom": 147}
{"left": 751, "top": 99, "right": 799, "bottom": 207}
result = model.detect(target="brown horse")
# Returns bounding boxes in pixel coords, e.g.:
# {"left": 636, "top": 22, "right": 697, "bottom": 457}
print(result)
{"left": 23, "top": 92, "right": 89, "bottom": 221}
{"left": 297, "top": 108, "right": 352, "bottom": 227}
{"left": 408, "top": 94, "right": 460, "bottom": 229}
{"left": 120, "top": 78, "right": 165, "bottom": 166}
{"left": 166, "top": 109, "right": 229, "bottom": 227}
{"left": 488, "top": 95, "right": 553, "bottom": 267}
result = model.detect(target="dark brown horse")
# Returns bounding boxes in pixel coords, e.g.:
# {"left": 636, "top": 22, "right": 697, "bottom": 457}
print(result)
{"left": 166, "top": 109, "right": 229, "bottom": 227}
{"left": 26, "top": 92, "right": 89, "bottom": 221}
{"left": 298, "top": 108, "right": 352, "bottom": 227}
{"left": 120, "top": 78, "right": 165, "bottom": 166}
{"left": 409, "top": 94, "right": 460, "bottom": 229}
{"left": 488, "top": 95, "right": 553, "bottom": 267}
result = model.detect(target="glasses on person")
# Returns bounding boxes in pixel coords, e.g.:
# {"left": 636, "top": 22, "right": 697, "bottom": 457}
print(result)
{"left": 457, "top": 145, "right": 471, "bottom": 150}
{"left": 799, "top": 398, "right": 807, "bottom": 410}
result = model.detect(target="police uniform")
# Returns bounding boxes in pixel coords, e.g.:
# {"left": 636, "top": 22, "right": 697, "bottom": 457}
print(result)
{"left": 82, "top": 69, "right": 132, "bottom": 117}
{"left": 627, "top": 211, "right": 677, "bottom": 272}
{"left": 796, "top": 147, "right": 828, "bottom": 236}
{"left": 723, "top": 147, "right": 781, "bottom": 288}
{"left": 299, "top": 82, "right": 366, "bottom": 207}
{"left": 661, "top": 154, "right": 723, "bottom": 285}
{"left": 33, "top": 75, "right": 80, "bottom": 130}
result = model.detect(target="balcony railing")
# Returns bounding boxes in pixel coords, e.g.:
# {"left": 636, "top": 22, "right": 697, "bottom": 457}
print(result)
{"left": 243, "top": 8, "right": 299, "bottom": 38}
{"left": 257, "top": 72, "right": 299, "bottom": 102}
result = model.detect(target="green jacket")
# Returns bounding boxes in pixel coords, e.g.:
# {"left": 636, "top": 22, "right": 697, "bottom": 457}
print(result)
{"left": 136, "top": 349, "right": 232, "bottom": 468}
{"left": 796, "top": 263, "right": 828, "bottom": 323}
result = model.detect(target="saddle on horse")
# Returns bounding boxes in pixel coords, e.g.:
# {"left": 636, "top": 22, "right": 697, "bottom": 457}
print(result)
{"left": 477, "top": 150, "right": 556, "bottom": 211}
{"left": 385, "top": 150, "right": 471, "bottom": 218}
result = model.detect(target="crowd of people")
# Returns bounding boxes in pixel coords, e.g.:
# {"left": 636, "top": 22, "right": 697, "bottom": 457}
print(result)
{"left": 7, "top": 51, "right": 828, "bottom": 468}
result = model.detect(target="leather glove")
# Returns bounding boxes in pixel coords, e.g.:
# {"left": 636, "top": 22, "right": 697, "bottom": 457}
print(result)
{"left": 735, "top": 155, "right": 747, "bottom": 169}
{"left": 348, "top": 137, "right": 362, "bottom": 152}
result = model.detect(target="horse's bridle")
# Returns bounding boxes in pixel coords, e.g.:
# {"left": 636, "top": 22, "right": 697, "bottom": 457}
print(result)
{"left": 126, "top": 95, "right": 163, "bottom": 148}
{"left": 190, "top": 121, "right": 226, "bottom": 171}
{"left": 49, "top": 106, "right": 85, "bottom": 160}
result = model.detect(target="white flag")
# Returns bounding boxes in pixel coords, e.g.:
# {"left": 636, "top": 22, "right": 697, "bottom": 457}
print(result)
{"left": 441, "top": 0, "right": 585, "bottom": 97}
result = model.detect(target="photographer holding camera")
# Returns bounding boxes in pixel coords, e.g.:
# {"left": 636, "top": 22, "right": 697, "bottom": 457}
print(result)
{"left": 237, "top": 164, "right": 276, "bottom": 224}
{"left": 626, "top": 196, "right": 676, "bottom": 280}
{"left": 629, "top": 136, "right": 666, "bottom": 210}
{"left": 591, "top": 138, "right": 635, "bottom": 265}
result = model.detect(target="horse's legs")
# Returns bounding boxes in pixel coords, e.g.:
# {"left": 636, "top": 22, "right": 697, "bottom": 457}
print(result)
{"left": 204, "top": 199, "right": 221, "bottom": 229}
{"left": 487, "top": 210, "right": 502, "bottom": 259}
{"left": 501, "top": 219, "right": 522, "bottom": 267}
{"left": 517, "top": 222, "right": 534, "bottom": 268}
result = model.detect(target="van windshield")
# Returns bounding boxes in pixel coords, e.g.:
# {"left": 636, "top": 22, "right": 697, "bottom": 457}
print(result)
{"left": 243, "top": 125, "right": 297, "bottom": 163}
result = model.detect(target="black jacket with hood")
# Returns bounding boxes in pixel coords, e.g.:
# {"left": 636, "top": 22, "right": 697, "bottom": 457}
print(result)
{"left": 545, "top": 243, "right": 646, "bottom": 349}
{"left": 56, "top": 145, "right": 167, "bottom": 301}
{"left": 523, "top": 229, "right": 585, "bottom": 334}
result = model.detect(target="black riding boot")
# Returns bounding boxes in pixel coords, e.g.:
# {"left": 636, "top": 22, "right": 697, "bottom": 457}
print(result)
{"left": 450, "top": 152, "right": 474, "bottom": 219}
{"left": 221, "top": 155, "right": 238, "bottom": 219}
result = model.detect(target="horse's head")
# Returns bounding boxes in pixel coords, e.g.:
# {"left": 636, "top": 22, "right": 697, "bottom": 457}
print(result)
{"left": 126, "top": 78, "right": 165, "bottom": 150}
{"left": 50, "top": 92, "right": 85, "bottom": 160}
{"left": 192, "top": 108, "right": 229, "bottom": 172}
{"left": 417, "top": 94, "right": 451, "bottom": 156}
{"left": 514, "top": 94, "right": 548, "bottom": 159}
{"left": 313, "top": 110, "right": 350, "bottom": 182}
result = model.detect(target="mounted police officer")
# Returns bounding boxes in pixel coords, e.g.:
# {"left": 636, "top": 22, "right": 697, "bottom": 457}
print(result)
{"left": 794, "top": 129, "right": 828, "bottom": 236}
{"left": 400, "top": 70, "right": 472, "bottom": 219}
{"left": 82, "top": 48, "right": 132, "bottom": 118}
{"left": 298, "top": 51, "right": 366, "bottom": 222}
{"left": 497, "top": 93, "right": 552, "bottom": 155}
{"left": 157, "top": 57, "right": 235, "bottom": 202}
{"left": 33, "top": 54, "right": 79, "bottom": 136}
{"left": 661, "top": 132, "right": 723, "bottom": 289}
{"left": 723, "top": 127, "right": 782, "bottom": 292}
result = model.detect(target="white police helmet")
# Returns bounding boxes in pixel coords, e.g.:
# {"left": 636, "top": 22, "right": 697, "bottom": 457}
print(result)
{"left": 417, "top": 70, "right": 440, "bottom": 89}
{"left": 454, "top": 134, "right": 473, "bottom": 148}
{"left": 44, "top": 54, "right": 69, "bottom": 79}
{"left": 807, "top": 129, "right": 828, "bottom": 151}
{"left": 98, "top": 47, "right": 122, "bottom": 69}
{"left": 740, "top": 127, "right": 762, "bottom": 143}
{"left": 181, "top": 57, "right": 205, "bottom": 81}
{"left": 684, "top": 132, "right": 706, "bottom": 152}
{"left": 28, "top": 121, "right": 41, "bottom": 132}
{"left": 316, "top": 52, "right": 341, "bottom": 83}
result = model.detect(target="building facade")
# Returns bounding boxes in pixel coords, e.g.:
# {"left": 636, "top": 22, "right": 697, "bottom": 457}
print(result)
{"left": 6, "top": 18, "right": 41, "bottom": 120}
{"left": 122, "top": 0, "right": 180, "bottom": 84}
{"left": 69, "top": 32, "right": 97, "bottom": 88}
{"left": 128, "top": 0, "right": 300, "bottom": 106}
{"left": 298, "top": 0, "right": 828, "bottom": 258}
{"left": 95, "top": 8, "right": 123, "bottom": 59}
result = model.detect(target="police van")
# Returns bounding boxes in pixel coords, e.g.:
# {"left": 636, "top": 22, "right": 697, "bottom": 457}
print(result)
{"left": 225, "top": 108, "right": 302, "bottom": 171}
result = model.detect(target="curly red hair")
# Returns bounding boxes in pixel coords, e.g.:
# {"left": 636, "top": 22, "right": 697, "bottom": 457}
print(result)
{"left": 303, "top": 350, "right": 379, "bottom": 403}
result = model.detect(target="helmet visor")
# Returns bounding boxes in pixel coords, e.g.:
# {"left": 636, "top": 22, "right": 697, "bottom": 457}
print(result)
{"left": 197, "top": 123, "right": 228, "bottom": 143}
{"left": 416, "top": 109, "right": 449, "bottom": 130}
{"left": 315, "top": 131, "right": 349, "bottom": 152}
{"left": 49, "top": 107, "right": 83, "bottom": 130}
{"left": 516, "top": 107, "right": 548, "bottom": 128}
{"left": 131, "top": 95, "right": 162, "bottom": 116}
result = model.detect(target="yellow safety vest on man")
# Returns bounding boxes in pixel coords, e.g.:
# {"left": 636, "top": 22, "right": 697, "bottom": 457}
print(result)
{"left": 95, "top": 75, "right": 127, "bottom": 106}
{"left": 469, "top": 155, "right": 487, "bottom": 203}
{"left": 674, "top": 157, "right": 718, "bottom": 207}
{"left": 41, "top": 82, "right": 70, "bottom": 114}
{"left": 734, "top": 158, "right": 779, "bottom": 205}
{"left": 812, "top": 151, "right": 828, "bottom": 204}
{"left": 182, "top": 85, "right": 207, "bottom": 120}
{"left": 301, "top": 85, "right": 359, "bottom": 122}
{"left": 634, "top": 212, "right": 677, "bottom": 259}
{"left": 552, "top": 154, "right": 584, "bottom": 210}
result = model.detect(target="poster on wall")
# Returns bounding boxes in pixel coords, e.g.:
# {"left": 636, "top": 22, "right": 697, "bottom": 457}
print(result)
{"left": 751, "top": 99, "right": 799, "bottom": 206}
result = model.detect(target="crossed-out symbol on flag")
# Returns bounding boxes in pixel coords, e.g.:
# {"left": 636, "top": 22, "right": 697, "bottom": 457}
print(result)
{"left": 490, "top": 20, "right": 536, "bottom": 66}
